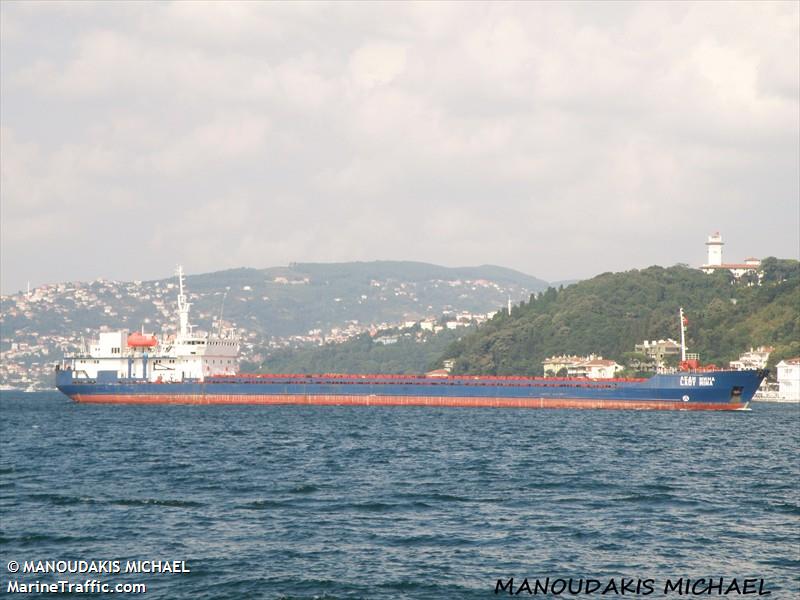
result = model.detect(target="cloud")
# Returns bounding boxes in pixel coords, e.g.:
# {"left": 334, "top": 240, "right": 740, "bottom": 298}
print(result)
{"left": 349, "top": 42, "right": 408, "bottom": 89}
{"left": 1, "top": 1, "right": 797, "bottom": 294}
{"left": 149, "top": 112, "right": 271, "bottom": 175}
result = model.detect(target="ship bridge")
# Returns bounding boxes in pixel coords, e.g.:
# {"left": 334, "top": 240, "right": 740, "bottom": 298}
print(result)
{"left": 60, "top": 266, "right": 240, "bottom": 382}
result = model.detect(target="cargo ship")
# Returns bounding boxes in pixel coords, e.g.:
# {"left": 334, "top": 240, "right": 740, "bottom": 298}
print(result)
{"left": 55, "top": 268, "right": 766, "bottom": 411}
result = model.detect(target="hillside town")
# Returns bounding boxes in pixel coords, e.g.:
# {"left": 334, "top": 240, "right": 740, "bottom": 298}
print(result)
{"left": 0, "top": 274, "right": 508, "bottom": 391}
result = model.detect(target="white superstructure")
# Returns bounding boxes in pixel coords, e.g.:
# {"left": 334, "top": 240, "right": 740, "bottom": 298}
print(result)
{"left": 63, "top": 266, "right": 240, "bottom": 382}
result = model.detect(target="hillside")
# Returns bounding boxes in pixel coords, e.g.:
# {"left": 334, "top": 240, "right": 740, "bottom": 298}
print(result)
{"left": 1, "top": 261, "right": 545, "bottom": 340}
{"left": 251, "top": 325, "right": 469, "bottom": 375}
{"left": 186, "top": 261, "right": 547, "bottom": 337}
{"left": 0, "top": 261, "right": 547, "bottom": 389}
{"left": 437, "top": 258, "right": 800, "bottom": 377}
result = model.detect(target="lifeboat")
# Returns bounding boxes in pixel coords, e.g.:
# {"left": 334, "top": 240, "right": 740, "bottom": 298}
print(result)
{"left": 127, "top": 332, "right": 158, "bottom": 348}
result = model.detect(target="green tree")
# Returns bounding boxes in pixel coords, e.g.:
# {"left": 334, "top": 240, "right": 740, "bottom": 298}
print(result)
{"left": 439, "top": 264, "right": 799, "bottom": 375}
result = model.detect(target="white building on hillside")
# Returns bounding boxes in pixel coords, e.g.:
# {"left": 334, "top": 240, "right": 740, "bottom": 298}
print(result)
{"left": 543, "top": 354, "right": 584, "bottom": 376}
{"left": 730, "top": 346, "right": 773, "bottom": 371}
{"left": 700, "top": 232, "right": 761, "bottom": 280}
{"left": 776, "top": 358, "right": 800, "bottom": 402}
{"left": 569, "top": 358, "right": 623, "bottom": 379}
{"left": 543, "top": 354, "right": 622, "bottom": 379}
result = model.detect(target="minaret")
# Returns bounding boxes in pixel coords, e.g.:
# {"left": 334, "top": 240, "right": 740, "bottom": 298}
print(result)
{"left": 508, "top": 295, "right": 512, "bottom": 315}
{"left": 705, "top": 232, "right": 724, "bottom": 266}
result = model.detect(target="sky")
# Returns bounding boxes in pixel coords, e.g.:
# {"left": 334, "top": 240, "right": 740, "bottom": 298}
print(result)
{"left": 1, "top": 1, "right": 798, "bottom": 294}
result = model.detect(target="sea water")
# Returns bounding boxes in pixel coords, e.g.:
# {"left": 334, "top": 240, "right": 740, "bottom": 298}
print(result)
{"left": 1, "top": 392, "right": 798, "bottom": 599}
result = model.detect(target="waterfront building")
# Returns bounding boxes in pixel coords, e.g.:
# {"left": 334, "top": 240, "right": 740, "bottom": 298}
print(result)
{"left": 776, "top": 358, "right": 800, "bottom": 402}
{"left": 568, "top": 358, "right": 623, "bottom": 379}
{"left": 543, "top": 354, "right": 622, "bottom": 379}
{"left": 542, "top": 354, "right": 585, "bottom": 376}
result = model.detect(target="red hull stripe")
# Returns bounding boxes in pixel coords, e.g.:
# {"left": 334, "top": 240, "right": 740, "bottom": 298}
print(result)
{"left": 71, "top": 394, "right": 744, "bottom": 411}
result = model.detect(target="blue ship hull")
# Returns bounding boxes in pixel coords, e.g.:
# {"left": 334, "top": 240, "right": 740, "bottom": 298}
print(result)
{"left": 55, "top": 369, "right": 767, "bottom": 411}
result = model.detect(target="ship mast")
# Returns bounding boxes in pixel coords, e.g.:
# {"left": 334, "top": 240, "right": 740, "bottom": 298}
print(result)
{"left": 679, "top": 307, "right": 687, "bottom": 362}
{"left": 217, "top": 290, "right": 228, "bottom": 337}
{"left": 176, "top": 265, "right": 192, "bottom": 337}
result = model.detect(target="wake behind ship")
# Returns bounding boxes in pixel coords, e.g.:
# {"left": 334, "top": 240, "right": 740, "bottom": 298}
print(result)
{"left": 55, "top": 268, "right": 766, "bottom": 411}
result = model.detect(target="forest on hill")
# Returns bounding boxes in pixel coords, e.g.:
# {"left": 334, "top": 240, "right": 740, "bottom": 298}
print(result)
{"left": 252, "top": 326, "right": 469, "bottom": 375}
{"left": 437, "top": 258, "right": 799, "bottom": 378}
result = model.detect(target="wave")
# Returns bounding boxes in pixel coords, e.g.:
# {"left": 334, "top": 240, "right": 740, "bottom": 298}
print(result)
{"left": 24, "top": 493, "right": 203, "bottom": 508}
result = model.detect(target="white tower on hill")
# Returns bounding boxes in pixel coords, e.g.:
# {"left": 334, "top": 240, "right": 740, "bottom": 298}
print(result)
{"left": 705, "top": 232, "right": 724, "bottom": 266}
